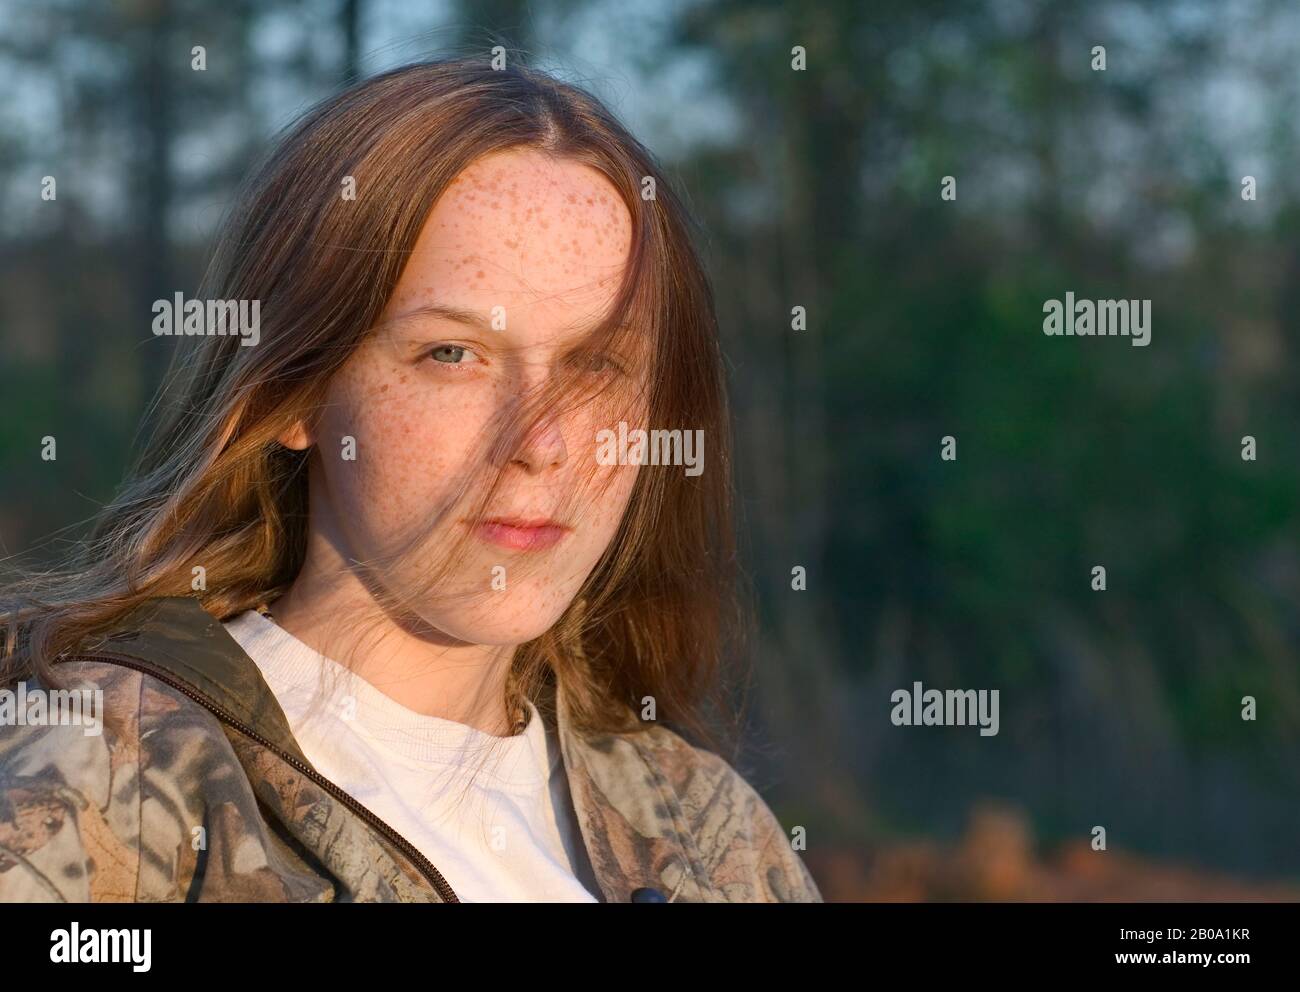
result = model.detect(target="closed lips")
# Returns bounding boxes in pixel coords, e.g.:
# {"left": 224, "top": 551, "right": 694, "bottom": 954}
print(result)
{"left": 473, "top": 517, "right": 572, "bottom": 551}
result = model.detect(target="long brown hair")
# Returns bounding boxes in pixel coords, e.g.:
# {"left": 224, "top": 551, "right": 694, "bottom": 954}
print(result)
{"left": 1, "top": 55, "right": 743, "bottom": 757}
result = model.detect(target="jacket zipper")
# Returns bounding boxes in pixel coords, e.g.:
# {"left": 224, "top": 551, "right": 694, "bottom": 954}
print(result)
{"left": 70, "top": 652, "right": 460, "bottom": 903}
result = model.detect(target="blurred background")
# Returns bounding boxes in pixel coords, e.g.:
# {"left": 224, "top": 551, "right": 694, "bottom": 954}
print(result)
{"left": 1, "top": 0, "right": 1298, "bottom": 900}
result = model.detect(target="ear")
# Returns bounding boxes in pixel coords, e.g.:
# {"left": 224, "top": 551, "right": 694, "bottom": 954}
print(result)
{"left": 277, "top": 418, "right": 315, "bottom": 451}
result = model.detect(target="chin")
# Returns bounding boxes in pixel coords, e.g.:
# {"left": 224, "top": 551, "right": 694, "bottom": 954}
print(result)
{"left": 432, "top": 603, "right": 573, "bottom": 648}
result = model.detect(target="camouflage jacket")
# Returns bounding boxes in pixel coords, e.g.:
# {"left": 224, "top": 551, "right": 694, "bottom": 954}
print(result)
{"left": 0, "top": 596, "right": 821, "bottom": 903}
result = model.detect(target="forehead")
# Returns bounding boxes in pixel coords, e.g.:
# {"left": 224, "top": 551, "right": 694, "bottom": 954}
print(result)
{"left": 383, "top": 148, "right": 635, "bottom": 333}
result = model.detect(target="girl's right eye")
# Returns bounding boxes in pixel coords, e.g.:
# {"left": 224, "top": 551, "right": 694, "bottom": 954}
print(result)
{"left": 426, "top": 344, "right": 476, "bottom": 365}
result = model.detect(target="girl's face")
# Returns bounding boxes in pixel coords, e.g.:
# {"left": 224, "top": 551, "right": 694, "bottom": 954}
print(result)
{"left": 292, "top": 147, "right": 645, "bottom": 644}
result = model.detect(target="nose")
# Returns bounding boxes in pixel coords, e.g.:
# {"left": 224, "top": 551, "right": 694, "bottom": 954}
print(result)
{"left": 510, "top": 413, "right": 567, "bottom": 474}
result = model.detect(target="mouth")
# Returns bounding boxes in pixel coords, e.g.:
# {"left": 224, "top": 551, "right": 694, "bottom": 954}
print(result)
{"left": 471, "top": 516, "right": 573, "bottom": 552}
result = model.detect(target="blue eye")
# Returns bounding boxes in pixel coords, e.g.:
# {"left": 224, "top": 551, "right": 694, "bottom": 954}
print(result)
{"left": 429, "top": 345, "right": 468, "bottom": 363}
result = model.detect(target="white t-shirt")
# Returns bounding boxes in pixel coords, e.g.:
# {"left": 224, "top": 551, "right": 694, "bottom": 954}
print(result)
{"left": 221, "top": 610, "right": 601, "bottom": 903}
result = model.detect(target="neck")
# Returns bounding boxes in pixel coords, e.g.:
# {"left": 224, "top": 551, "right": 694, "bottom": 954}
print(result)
{"left": 270, "top": 524, "right": 520, "bottom": 739}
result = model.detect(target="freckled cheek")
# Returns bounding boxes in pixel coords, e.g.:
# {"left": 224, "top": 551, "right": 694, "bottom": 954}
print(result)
{"left": 321, "top": 384, "right": 493, "bottom": 531}
{"left": 564, "top": 467, "right": 636, "bottom": 571}
{"left": 581, "top": 462, "right": 639, "bottom": 532}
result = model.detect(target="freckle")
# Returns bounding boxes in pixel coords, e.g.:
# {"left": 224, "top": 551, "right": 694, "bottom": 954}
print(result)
{"left": 540, "top": 219, "right": 549, "bottom": 229}
{"left": 399, "top": 375, "right": 408, "bottom": 384}
{"left": 380, "top": 384, "right": 389, "bottom": 393}
{"left": 490, "top": 201, "right": 500, "bottom": 209}
{"left": 476, "top": 270, "right": 485, "bottom": 279}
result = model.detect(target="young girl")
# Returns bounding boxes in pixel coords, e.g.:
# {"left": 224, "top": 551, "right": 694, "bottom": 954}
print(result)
{"left": 0, "top": 57, "right": 821, "bottom": 904}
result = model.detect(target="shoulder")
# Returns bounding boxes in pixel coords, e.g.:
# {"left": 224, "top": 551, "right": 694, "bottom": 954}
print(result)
{"left": 0, "top": 661, "right": 241, "bottom": 902}
{"left": 621, "top": 723, "right": 823, "bottom": 903}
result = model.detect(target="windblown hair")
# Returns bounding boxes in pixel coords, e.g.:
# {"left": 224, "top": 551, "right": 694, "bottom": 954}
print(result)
{"left": 0, "top": 55, "right": 744, "bottom": 756}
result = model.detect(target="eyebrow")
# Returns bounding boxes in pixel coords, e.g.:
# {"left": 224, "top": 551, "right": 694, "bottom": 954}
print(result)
{"left": 389, "top": 304, "right": 493, "bottom": 332}
{"left": 387, "top": 303, "right": 634, "bottom": 338}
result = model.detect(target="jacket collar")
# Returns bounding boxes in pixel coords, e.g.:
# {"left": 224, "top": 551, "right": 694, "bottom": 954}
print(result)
{"left": 97, "top": 596, "right": 709, "bottom": 903}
